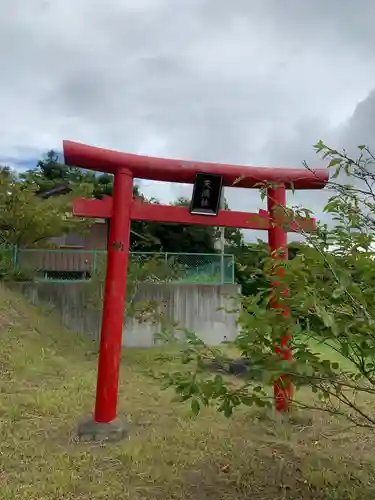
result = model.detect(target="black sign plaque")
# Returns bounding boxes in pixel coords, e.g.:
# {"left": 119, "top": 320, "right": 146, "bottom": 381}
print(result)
{"left": 190, "top": 172, "right": 223, "bottom": 216}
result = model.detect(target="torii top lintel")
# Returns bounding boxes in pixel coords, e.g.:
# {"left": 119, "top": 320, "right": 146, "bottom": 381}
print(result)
{"left": 63, "top": 141, "right": 328, "bottom": 190}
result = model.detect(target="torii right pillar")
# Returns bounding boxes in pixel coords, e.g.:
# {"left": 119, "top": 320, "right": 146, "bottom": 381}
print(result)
{"left": 267, "top": 184, "right": 293, "bottom": 412}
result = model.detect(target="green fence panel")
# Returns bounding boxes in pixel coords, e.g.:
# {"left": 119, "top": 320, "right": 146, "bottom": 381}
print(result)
{"left": 5, "top": 247, "right": 235, "bottom": 285}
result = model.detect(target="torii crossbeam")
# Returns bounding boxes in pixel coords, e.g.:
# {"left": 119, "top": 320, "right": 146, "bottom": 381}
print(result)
{"left": 63, "top": 140, "right": 328, "bottom": 432}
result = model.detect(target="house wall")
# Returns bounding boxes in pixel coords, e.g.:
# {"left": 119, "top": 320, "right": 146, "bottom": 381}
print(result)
{"left": 10, "top": 282, "right": 240, "bottom": 347}
{"left": 17, "top": 221, "right": 109, "bottom": 273}
{"left": 48, "top": 220, "right": 108, "bottom": 249}
{"left": 83, "top": 221, "right": 108, "bottom": 250}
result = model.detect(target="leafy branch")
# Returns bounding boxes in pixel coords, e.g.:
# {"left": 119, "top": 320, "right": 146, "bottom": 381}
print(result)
{"left": 160, "top": 141, "right": 375, "bottom": 429}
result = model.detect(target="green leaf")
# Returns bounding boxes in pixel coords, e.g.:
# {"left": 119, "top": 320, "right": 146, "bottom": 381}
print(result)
{"left": 191, "top": 398, "right": 200, "bottom": 416}
{"left": 313, "top": 140, "right": 325, "bottom": 151}
{"left": 316, "top": 305, "right": 335, "bottom": 328}
{"left": 328, "top": 158, "right": 342, "bottom": 168}
{"left": 223, "top": 402, "right": 233, "bottom": 418}
{"left": 332, "top": 287, "right": 345, "bottom": 299}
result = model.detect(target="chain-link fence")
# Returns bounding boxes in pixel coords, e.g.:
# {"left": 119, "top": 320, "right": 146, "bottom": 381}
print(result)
{"left": 0, "top": 247, "right": 235, "bottom": 284}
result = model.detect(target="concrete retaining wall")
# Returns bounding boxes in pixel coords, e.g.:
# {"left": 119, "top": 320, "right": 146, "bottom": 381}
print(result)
{"left": 11, "top": 282, "right": 240, "bottom": 347}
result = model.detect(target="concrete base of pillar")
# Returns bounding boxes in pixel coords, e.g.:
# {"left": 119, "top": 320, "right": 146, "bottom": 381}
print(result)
{"left": 266, "top": 407, "right": 312, "bottom": 426}
{"left": 77, "top": 416, "right": 129, "bottom": 443}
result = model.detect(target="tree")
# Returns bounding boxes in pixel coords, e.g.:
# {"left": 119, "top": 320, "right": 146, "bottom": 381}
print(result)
{"left": 137, "top": 196, "right": 245, "bottom": 254}
{"left": 0, "top": 167, "right": 90, "bottom": 248}
{"left": 232, "top": 241, "right": 269, "bottom": 296}
{"left": 21, "top": 149, "right": 117, "bottom": 199}
{"left": 92, "top": 172, "right": 114, "bottom": 199}
{"left": 21, "top": 150, "right": 87, "bottom": 192}
{"left": 160, "top": 141, "right": 375, "bottom": 428}
{"left": 142, "top": 196, "right": 217, "bottom": 253}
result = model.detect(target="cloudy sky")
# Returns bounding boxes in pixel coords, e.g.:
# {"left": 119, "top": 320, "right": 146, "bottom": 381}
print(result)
{"left": 2, "top": 0, "right": 375, "bottom": 241}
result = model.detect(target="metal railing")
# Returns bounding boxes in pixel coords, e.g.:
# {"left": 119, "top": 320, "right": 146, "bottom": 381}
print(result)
{"left": 1, "top": 246, "right": 235, "bottom": 285}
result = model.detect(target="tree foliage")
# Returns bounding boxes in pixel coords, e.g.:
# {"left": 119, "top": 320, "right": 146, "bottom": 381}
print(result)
{"left": 0, "top": 167, "right": 90, "bottom": 248}
{"left": 20, "top": 150, "right": 111, "bottom": 199}
{"left": 137, "top": 197, "right": 215, "bottom": 254}
{"left": 160, "top": 141, "right": 375, "bottom": 428}
{"left": 230, "top": 241, "right": 269, "bottom": 296}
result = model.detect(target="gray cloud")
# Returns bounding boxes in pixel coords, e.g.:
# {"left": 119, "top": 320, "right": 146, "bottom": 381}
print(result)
{"left": 1, "top": 0, "right": 375, "bottom": 241}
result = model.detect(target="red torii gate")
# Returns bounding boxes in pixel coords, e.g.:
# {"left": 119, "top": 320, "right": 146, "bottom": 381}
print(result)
{"left": 63, "top": 140, "right": 328, "bottom": 432}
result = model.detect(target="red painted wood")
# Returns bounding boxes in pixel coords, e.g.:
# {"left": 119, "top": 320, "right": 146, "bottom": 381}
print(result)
{"left": 93, "top": 170, "right": 133, "bottom": 423}
{"left": 73, "top": 197, "right": 316, "bottom": 232}
{"left": 63, "top": 140, "right": 328, "bottom": 190}
{"left": 132, "top": 202, "right": 269, "bottom": 229}
{"left": 268, "top": 185, "right": 294, "bottom": 413}
{"left": 73, "top": 197, "right": 113, "bottom": 219}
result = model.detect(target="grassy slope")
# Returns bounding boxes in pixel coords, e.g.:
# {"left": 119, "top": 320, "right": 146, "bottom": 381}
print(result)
{"left": 1, "top": 284, "right": 375, "bottom": 500}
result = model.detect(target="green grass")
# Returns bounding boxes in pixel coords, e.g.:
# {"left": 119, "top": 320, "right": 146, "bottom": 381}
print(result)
{"left": 1, "top": 283, "right": 375, "bottom": 499}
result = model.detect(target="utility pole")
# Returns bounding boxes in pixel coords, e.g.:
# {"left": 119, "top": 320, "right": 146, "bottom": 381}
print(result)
{"left": 218, "top": 189, "right": 225, "bottom": 284}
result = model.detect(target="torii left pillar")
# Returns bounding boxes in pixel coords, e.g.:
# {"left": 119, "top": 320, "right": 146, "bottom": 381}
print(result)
{"left": 77, "top": 168, "right": 133, "bottom": 441}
